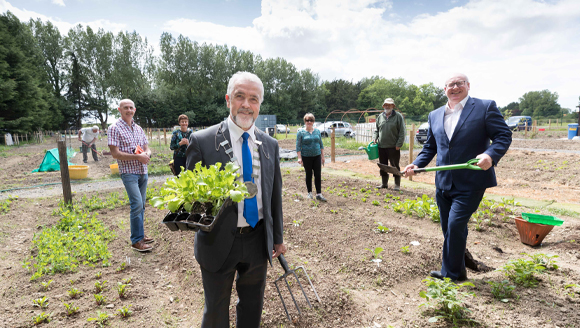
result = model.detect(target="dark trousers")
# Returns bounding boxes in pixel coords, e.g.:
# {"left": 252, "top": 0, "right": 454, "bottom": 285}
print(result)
{"left": 82, "top": 143, "right": 98, "bottom": 162}
{"left": 173, "top": 155, "right": 187, "bottom": 176}
{"left": 200, "top": 222, "right": 268, "bottom": 328}
{"left": 378, "top": 147, "right": 401, "bottom": 186}
{"left": 303, "top": 155, "right": 322, "bottom": 194}
{"left": 436, "top": 186, "right": 485, "bottom": 280}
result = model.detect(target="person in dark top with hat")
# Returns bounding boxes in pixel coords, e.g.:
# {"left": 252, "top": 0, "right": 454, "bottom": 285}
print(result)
{"left": 374, "top": 98, "right": 406, "bottom": 191}
{"left": 169, "top": 114, "right": 192, "bottom": 176}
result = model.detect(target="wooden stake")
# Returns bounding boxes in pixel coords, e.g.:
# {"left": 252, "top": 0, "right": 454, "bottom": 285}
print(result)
{"left": 158, "top": 128, "right": 161, "bottom": 145}
{"left": 409, "top": 124, "right": 415, "bottom": 182}
{"left": 331, "top": 127, "right": 335, "bottom": 163}
{"left": 286, "top": 125, "right": 288, "bottom": 139}
{"left": 57, "top": 140, "right": 72, "bottom": 204}
{"left": 164, "top": 128, "right": 167, "bottom": 145}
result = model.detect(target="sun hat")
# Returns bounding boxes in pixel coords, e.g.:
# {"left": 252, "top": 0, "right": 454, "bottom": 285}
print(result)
{"left": 383, "top": 98, "right": 395, "bottom": 105}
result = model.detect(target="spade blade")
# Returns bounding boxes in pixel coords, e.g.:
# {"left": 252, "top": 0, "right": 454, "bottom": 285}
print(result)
{"left": 377, "top": 163, "right": 404, "bottom": 176}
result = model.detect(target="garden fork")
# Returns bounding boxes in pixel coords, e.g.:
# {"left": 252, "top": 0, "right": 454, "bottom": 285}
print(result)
{"left": 274, "top": 254, "right": 321, "bottom": 321}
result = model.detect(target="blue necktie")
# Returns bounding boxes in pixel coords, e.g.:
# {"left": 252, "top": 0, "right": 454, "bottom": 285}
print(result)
{"left": 242, "top": 132, "right": 259, "bottom": 228}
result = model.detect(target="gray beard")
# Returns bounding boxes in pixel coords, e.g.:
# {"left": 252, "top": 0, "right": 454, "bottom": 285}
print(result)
{"left": 233, "top": 114, "right": 255, "bottom": 130}
{"left": 384, "top": 109, "right": 393, "bottom": 115}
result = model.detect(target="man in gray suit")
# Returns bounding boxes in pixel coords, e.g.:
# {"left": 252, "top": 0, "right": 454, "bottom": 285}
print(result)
{"left": 186, "top": 71, "right": 287, "bottom": 328}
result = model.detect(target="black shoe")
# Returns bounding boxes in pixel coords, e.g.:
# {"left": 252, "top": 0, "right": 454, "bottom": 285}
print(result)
{"left": 430, "top": 269, "right": 468, "bottom": 282}
{"left": 376, "top": 184, "right": 388, "bottom": 189}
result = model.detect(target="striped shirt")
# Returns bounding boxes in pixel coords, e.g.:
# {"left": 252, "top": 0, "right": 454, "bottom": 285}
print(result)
{"left": 108, "top": 119, "right": 149, "bottom": 174}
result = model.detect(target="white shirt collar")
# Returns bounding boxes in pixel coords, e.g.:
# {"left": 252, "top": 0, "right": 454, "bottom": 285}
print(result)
{"left": 227, "top": 116, "right": 256, "bottom": 143}
{"left": 445, "top": 95, "right": 470, "bottom": 114}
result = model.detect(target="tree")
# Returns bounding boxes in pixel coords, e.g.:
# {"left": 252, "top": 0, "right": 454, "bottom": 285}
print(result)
{"left": 519, "top": 90, "right": 561, "bottom": 118}
{"left": 0, "top": 12, "right": 55, "bottom": 133}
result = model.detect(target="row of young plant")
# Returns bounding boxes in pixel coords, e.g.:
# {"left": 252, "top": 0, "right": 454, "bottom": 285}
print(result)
{"left": 31, "top": 271, "right": 134, "bottom": 325}
{"left": 419, "top": 252, "right": 579, "bottom": 326}
{"left": 0, "top": 194, "right": 18, "bottom": 214}
{"left": 22, "top": 202, "right": 116, "bottom": 281}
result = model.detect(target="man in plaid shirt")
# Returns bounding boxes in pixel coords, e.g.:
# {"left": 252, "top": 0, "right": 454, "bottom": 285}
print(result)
{"left": 108, "top": 99, "right": 154, "bottom": 252}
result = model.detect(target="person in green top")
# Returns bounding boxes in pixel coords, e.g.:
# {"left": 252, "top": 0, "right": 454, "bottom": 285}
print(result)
{"left": 296, "top": 113, "right": 327, "bottom": 202}
{"left": 373, "top": 98, "right": 406, "bottom": 190}
{"left": 170, "top": 114, "right": 192, "bottom": 176}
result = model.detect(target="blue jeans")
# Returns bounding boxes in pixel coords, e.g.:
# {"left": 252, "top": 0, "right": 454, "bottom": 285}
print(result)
{"left": 120, "top": 173, "right": 148, "bottom": 244}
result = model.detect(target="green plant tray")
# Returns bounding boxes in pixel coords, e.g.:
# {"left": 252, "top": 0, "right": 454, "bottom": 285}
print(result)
{"left": 521, "top": 212, "right": 564, "bottom": 226}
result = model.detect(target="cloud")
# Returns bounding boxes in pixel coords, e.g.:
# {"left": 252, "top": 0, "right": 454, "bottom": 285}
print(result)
{"left": 52, "top": 0, "right": 65, "bottom": 7}
{"left": 0, "top": 0, "right": 126, "bottom": 35}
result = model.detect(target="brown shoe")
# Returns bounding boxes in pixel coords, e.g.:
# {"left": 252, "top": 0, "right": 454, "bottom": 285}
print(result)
{"left": 131, "top": 240, "right": 153, "bottom": 252}
{"left": 142, "top": 236, "right": 154, "bottom": 244}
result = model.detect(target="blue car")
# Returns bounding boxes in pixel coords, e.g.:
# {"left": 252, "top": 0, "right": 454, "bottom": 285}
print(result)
{"left": 505, "top": 116, "right": 532, "bottom": 131}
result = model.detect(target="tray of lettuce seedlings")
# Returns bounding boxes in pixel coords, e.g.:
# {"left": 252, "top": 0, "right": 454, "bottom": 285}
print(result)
{"left": 151, "top": 162, "right": 248, "bottom": 232}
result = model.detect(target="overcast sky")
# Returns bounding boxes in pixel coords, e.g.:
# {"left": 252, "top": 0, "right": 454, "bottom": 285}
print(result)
{"left": 3, "top": 0, "right": 580, "bottom": 111}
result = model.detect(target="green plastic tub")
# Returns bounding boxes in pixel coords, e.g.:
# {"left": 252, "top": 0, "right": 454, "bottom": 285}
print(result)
{"left": 521, "top": 212, "right": 564, "bottom": 226}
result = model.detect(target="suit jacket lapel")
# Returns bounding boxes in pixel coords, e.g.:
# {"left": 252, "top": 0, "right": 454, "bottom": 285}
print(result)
{"left": 436, "top": 106, "right": 450, "bottom": 145}
{"left": 254, "top": 130, "right": 270, "bottom": 197}
{"left": 452, "top": 97, "right": 475, "bottom": 141}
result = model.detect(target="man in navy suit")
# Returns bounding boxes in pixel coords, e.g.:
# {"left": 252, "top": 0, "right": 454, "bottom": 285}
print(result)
{"left": 403, "top": 73, "right": 512, "bottom": 281}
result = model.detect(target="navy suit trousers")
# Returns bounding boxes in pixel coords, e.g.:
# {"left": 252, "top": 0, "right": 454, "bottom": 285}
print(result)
{"left": 436, "top": 187, "right": 485, "bottom": 280}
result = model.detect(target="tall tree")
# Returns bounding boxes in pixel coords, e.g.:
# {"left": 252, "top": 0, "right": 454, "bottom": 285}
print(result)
{"left": 0, "top": 12, "right": 55, "bottom": 133}
{"left": 519, "top": 90, "right": 561, "bottom": 117}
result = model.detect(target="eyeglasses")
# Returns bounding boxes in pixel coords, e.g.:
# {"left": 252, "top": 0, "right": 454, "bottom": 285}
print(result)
{"left": 446, "top": 80, "right": 466, "bottom": 88}
{"left": 305, "top": 119, "right": 314, "bottom": 122}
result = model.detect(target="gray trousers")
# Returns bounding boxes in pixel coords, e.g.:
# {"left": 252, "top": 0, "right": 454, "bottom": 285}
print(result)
{"left": 200, "top": 221, "right": 268, "bottom": 328}
{"left": 82, "top": 143, "right": 98, "bottom": 162}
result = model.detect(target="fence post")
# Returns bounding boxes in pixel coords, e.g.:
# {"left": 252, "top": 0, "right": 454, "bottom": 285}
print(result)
{"left": 331, "top": 127, "right": 335, "bottom": 163}
{"left": 409, "top": 124, "right": 415, "bottom": 182}
{"left": 524, "top": 122, "right": 528, "bottom": 137}
{"left": 57, "top": 140, "right": 73, "bottom": 204}
{"left": 286, "top": 125, "right": 288, "bottom": 139}
{"left": 549, "top": 119, "right": 551, "bottom": 130}
{"left": 164, "top": 128, "right": 167, "bottom": 145}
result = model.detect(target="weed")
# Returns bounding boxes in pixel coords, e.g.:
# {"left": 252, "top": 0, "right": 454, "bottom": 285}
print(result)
{"left": 419, "top": 277, "right": 476, "bottom": 326}
{"left": 32, "top": 296, "right": 49, "bottom": 309}
{"left": 94, "top": 280, "right": 107, "bottom": 293}
{"left": 0, "top": 195, "right": 17, "bottom": 214}
{"left": 63, "top": 302, "right": 79, "bottom": 316}
{"left": 117, "top": 282, "right": 130, "bottom": 299}
{"left": 487, "top": 280, "right": 516, "bottom": 302}
{"left": 68, "top": 288, "right": 82, "bottom": 299}
{"left": 94, "top": 293, "right": 106, "bottom": 305}
{"left": 117, "top": 305, "right": 133, "bottom": 318}
{"left": 400, "top": 246, "right": 411, "bottom": 254}
{"left": 87, "top": 311, "right": 110, "bottom": 327}
{"left": 32, "top": 312, "right": 51, "bottom": 325}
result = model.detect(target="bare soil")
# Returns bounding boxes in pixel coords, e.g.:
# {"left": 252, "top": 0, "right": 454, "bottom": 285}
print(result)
{"left": 1, "top": 132, "right": 580, "bottom": 328}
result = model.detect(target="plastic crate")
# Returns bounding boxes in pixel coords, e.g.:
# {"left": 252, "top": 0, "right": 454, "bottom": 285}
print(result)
{"left": 521, "top": 212, "right": 564, "bottom": 226}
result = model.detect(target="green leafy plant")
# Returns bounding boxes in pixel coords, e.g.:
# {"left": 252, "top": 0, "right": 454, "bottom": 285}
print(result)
{"left": 87, "top": 311, "right": 110, "bottom": 327}
{"left": 116, "top": 262, "right": 127, "bottom": 272}
{"left": 365, "top": 247, "right": 384, "bottom": 260}
{"left": 150, "top": 162, "right": 249, "bottom": 215}
{"left": 292, "top": 219, "right": 303, "bottom": 227}
{"left": 400, "top": 246, "right": 410, "bottom": 254}
{"left": 117, "top": 282, "right": 130, "bottom": 299}
{"left": 95, "top": 271, "right": 102, "bottom": 279}
{"left": 32, "top": 296, "right": 49, "bottom": 309}
{"left": 63, "top": 302, "right": 79, "bottom": 316}
{"left": 117, "top": 305, "right": 133, "bottom": 318}
{"left": 487, "top": 280, "right": 516, "bottom": 302}
{"left": 371, "top": 200, "right": 380, "bottom": 206}
{"left": 497, "top": 256, "right": 546, "bottom": 288}
{"left": 26, "top": 203, "right": 115, "bottom": 281}
{"left": 94, "top": 280, "right": 107, "bottom": 293}
{"left": 122, "top": 277, "right": 132, "bottom": 284}
{"left": 32, "top": 312, "right": 51, "bottom": 325}
{"left": 94, "top": 293, "right": 106, "bottom": 305}
{"left": 419, "top": 277, "right": 476, "bottom": 325}
{"left": 40, "top": 280, "right": 53, "bottom": 291}
{"left": 527, "top": 253, "right": 559, "bottom": 270}
{"left": 68, "top": 288, "right": 82, "bottom": 299}
{"left": 375, "top": 222, "right": 391, "bottom": 233}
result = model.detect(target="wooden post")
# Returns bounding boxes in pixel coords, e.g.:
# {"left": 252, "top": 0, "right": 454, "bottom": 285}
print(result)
{"left": 164, "top": 128, "right": 167, "bottom": 145}
{"left": 549, "top": 119, "right": 551, "bottom": 130}
{"left": 57, "top": 140, "right": 72, "bottom": 204}
{"left": 158, "top": 128, "right": 161, "bottom": 145}
{"left": 524, "top": 122, "right": 528, "bottom": 137}
{"left": 286, "top": 125, "right": 288, "bottom": 139}
{"left": 331, "top": 127, "right": 335, "bottom": 163}
{"left": 409, "top": 123, "right": 415, "bottom": 182}
{"left": 533, "top": 120, "right": 537, "bottom": 133}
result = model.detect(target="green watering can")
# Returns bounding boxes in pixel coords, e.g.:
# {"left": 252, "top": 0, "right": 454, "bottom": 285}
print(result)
{"left": 359, "top": 142, "right": 379, "bottom": 160}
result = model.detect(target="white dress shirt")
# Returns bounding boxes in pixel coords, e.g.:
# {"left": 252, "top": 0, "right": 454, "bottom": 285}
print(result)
{"left": 444, "top": 96, "right": 470, "bottom": 141}
{"left": 227, "top": 117, "right": 263, "bottom": 227}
